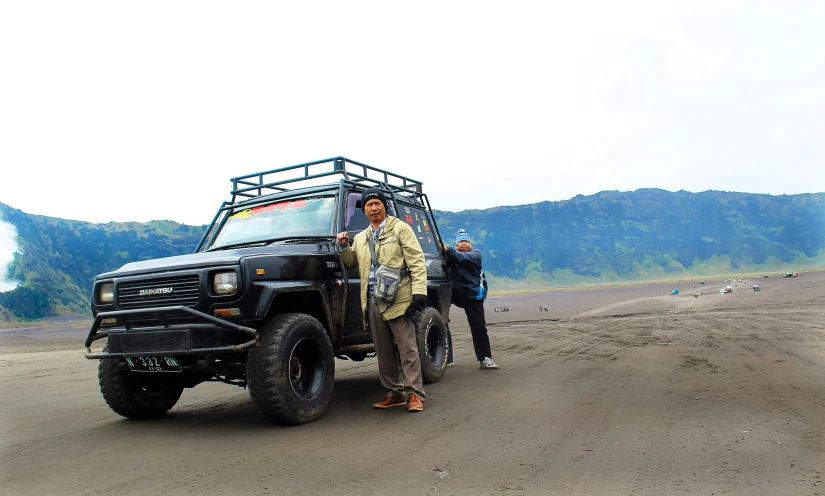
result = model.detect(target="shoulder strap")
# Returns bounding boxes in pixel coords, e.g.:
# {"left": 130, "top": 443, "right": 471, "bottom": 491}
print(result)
{"left": 366, "top": 235, "right": 379, "bottom": 268}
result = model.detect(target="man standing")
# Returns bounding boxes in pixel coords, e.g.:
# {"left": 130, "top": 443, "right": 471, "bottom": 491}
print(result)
{"left": 337, "top": 188, "right": 429, "bottom": 412}
{"left": 444, "top": 229, "right": 498, "bottom": 369}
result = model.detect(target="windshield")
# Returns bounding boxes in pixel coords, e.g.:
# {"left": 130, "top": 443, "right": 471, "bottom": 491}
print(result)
{"left": 208, "top": 196, "right": 336, "bottom": 249}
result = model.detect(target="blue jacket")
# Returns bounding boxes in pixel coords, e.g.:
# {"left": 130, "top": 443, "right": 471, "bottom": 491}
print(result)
{"left": 446, "top": 247, "right": 488, "bottom": 300}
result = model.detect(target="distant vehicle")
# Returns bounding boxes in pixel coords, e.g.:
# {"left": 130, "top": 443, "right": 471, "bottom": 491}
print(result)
{"left": 784, "top": 272, "right": 800, "bottom": 278}
{"left": 700, "top": 281, "right": 707, "bottom": 285}
{"left": 762, "top": 274, "right": 769, "bottom": 279}
{"left": 670, "top": 289, "right": 679, "bottom": 295}
{"left": 719, "top": 286, "right": 733, "bottom": 294}
{"left": 752, "top": 285, "right": 760, "bottom": 291}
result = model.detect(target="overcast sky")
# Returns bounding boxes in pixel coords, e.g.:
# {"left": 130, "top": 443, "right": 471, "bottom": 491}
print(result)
{"left": 1, "top": 1, "right": 824, "bottom": 226}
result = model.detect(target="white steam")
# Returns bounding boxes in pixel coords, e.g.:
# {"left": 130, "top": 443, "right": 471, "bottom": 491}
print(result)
{"left": 0, "top": 219, "right": 21, "bottom": 292}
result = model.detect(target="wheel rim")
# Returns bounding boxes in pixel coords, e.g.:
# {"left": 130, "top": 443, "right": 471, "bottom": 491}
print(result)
{"left": 139, "top": 384, "right": 173, "bottom": 398}
{"left": 288, "top": 338, "right": 325, "bottom": 401}
{"left": 425, "top": 322, "right": 446, "bottom": 367}
{"left": 128, "top": 372, "right": 177, "bottom": 399}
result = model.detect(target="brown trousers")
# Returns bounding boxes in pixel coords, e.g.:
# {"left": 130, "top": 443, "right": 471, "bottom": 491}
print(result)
{"left": 367, "top": 296, "right": 426, "bottom": 401}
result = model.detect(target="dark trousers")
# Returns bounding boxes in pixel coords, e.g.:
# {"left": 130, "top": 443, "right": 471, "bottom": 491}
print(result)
{"left": 452, "top": 288, "right": 493, "bottom": 362}
{"left": 367, "top": 296, "right": 425, "bottom": 400}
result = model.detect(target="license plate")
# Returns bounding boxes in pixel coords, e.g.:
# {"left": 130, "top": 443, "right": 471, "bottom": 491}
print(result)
{"left": 124, "top": 356, "right": 182, "bottom": 372}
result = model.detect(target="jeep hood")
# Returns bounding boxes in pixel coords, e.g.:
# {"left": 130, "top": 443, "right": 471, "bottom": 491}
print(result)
{"left": 96, "top": 243, "right": 331, "bottom": 279}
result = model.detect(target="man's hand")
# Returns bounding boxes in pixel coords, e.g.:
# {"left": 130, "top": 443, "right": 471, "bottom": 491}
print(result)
{"left": 404, "top": 294, "right": 428, "bottom": 322}
{"left": 336, "top": 231, "right": 349, "bottom": 247}
{"left": 441, "top": 243, "right": 449, "bottom": 252}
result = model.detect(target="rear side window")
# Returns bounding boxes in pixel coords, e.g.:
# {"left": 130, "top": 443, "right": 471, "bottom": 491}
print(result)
{"left": 400, "top": 204, "right": 439, "bottom": 254}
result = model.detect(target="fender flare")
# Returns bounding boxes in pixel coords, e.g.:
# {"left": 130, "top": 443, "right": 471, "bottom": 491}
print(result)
{"left": 252, "top": 281, "right": 334, "bottom": 332}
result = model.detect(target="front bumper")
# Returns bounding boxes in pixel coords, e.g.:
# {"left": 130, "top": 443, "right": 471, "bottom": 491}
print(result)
{"left": 84, "top": 306, "right": 257, "bottom": 359}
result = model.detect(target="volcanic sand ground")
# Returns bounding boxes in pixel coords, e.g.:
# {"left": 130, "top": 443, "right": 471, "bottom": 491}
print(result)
{"left": 1, "top": 274, "right": 824, "bottom": 495}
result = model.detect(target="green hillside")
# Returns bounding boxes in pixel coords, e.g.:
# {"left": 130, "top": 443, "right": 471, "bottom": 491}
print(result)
{"left": 0, "top": 203, "right": 205, "bottom": 320}
{"left": 1, "top": 189, "right": 824, "bottom": 320}
{"left": 436, "top": 189, "right": 825, "bottom": 287}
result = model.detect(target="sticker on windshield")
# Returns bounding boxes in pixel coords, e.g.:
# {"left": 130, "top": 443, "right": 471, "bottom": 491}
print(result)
{"left": 229, "top": 209, "right": 252, "bottom": 220}
{"left": 234, "top": 200, "right": 308, "bottom": 219}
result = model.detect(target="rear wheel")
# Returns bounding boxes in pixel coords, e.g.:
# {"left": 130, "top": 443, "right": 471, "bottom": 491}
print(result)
{"left": 247, "top": 313, "right": 335, "bottom": 425}
{"left": 98, "top": 347, "right": 183, "bottom": 419}
{"left": 414, "top": 307, "right": 449, "bottom": 384}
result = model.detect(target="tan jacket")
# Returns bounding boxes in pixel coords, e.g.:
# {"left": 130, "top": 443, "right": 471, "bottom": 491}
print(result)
{"left": 338, "top": 215, "right": 427, "bottom": 321}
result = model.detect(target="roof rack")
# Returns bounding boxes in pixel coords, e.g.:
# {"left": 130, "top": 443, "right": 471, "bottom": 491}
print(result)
{"left": 229, "top": 157, "right": 423, "bottom": 204}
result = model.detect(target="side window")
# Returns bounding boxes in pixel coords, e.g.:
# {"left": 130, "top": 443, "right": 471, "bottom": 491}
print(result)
{"left": 344, "top": 192, "right": 370, "bottom": 236}
{"left": 400, "top": 204, "right": 439, "bottom": 254}
{"left": 344, "top": 190, "right": 397, "bottom": 234}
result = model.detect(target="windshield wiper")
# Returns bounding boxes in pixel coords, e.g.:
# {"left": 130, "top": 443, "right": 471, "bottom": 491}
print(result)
{"left": 205, "top": 241, "right": 271, "bottom": 252}
{"left": 206, "top": 236, "right": 335, "bottom": 251}
{"left": 278, "top": 236, "right": 336, "bottom": 245}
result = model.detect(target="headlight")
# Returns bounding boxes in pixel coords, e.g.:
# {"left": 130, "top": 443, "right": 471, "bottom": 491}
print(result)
{"left": 98, "top": 283, "right": 114, "bottom": 303}
{"left": 214, "top": 272, "right": 238, "bottom": 295}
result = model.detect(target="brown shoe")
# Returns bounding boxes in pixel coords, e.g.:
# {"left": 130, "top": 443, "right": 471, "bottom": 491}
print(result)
{"left": 407, "top": 394, "right": 424, "bottom": 412}
{"left": 373, "top": 396, "right": 407, "bottom": 409}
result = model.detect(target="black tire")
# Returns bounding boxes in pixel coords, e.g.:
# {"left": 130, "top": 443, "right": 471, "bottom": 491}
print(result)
{"left": 247, "top": 313, "right": 335, "bottom": 425}
{"left": 98, "top": 346, "right": 184, "bottom": 419}
{"left": 414, "top": 307, "right": 449, "bottom": 384}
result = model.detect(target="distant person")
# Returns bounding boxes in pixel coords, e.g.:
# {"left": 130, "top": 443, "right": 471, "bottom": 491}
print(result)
{"left": 337, "top": 188, "right": 428, "bottom": 412}
{"left": 443, "top": 229, "right": 498, "bottom": 370}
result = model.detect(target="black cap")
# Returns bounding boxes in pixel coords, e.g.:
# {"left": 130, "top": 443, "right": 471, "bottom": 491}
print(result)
{"left": 361, "top": 188, "right": 388, "bottom": 212}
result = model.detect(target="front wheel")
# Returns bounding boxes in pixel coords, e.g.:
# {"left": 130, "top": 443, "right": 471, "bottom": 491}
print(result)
{"left": 98, "top": 347, "right": 184, "bottom": 419}
{"left": 414, "top": 307, "right": 449, "bottom": 384}
{"left": 247, "top": 313, "right": 335, "bottom": 425}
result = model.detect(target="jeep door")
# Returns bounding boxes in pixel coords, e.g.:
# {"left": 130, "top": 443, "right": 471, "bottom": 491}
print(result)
{"left": 340, "top": 192, "right": 371, "bottom": 342}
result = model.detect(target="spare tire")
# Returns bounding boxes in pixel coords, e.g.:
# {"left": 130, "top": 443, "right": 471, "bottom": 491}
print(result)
{"left": 414, "top": 307, "right": 449, "bottom": 384}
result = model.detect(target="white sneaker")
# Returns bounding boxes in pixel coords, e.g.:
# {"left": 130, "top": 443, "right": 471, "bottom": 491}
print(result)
{"left": 480, "top": 357, "right": 499, "bottom": 369}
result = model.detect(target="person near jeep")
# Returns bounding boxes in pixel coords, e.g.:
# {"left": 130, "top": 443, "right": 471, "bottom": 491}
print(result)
{"left": 443, "top": 229, "right": 499, "bottom": 370}
{"left": 336, "top": 188, "right": 429, "bottom": 412}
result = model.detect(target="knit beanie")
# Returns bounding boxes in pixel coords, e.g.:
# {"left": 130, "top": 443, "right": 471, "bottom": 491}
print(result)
{"left": 361, "top": 188, "right": 388, "bottom": 213}
{"left": 455, "top": 229, "right": 471, "bottom": 245}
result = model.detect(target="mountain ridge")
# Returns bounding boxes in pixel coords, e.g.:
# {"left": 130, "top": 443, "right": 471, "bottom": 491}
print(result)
{"left": 1, "top": 187, "right": 823, "bottom": 320}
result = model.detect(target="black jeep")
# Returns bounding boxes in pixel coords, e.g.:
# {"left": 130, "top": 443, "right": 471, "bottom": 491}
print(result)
{"left": 86, "top": 157, "right": 452, "bottom": 424}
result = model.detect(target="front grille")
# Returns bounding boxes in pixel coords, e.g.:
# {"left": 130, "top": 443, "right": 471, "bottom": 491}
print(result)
{"left": 117, "top": 275, "right": 200, "bottom": 310}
